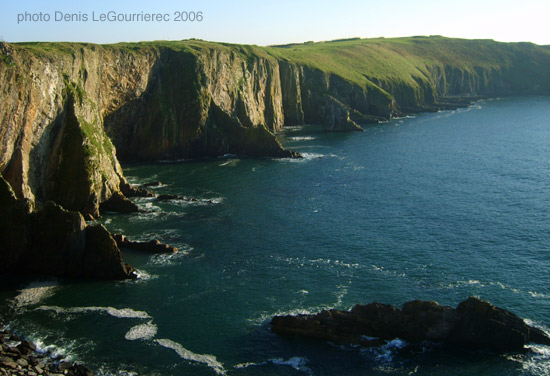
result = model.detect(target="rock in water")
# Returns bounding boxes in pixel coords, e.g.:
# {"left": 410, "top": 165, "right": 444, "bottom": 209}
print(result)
{"left": 448, "top": 297, "right": 550, "bottom": 351}
{"left": 0, "top": 176, "right": 135, "bottom": 280}
{"left": 113, "top": 234, "right": 178, "bottom": 254}
{"left": 99, "top": 191, "right": 139, "bottom": 213}
{"left": 270, "top": 297, "right": 550, "bottom": 352}
{"left": 82, "top": 225, "right": 136, "bottom": 279}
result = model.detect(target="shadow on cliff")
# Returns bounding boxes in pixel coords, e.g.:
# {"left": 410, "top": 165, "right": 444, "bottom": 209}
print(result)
{"left": 103, "top": 48, "right": 296, "bottom": 161}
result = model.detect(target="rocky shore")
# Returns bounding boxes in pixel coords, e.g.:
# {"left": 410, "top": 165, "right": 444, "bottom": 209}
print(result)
{"left": 271, "top": 297, "right": 550, "bottom": 352}
{"left": 0, "top": 326, "right": 93, "bottom": 376}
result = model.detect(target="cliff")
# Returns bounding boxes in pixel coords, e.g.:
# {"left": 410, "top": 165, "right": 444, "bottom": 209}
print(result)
{"left": 1, "top": 36, "right": 550, "bottom": 278}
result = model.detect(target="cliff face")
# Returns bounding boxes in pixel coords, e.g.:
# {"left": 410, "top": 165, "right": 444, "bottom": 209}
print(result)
{"left": 0, "top": 43, "right": 157, "bottom": 216}
{"left": 1, "top": 37, "right": 550, "bottom": 278}
{"left": 2, "top": 37, "right": 550, "bottom": 214}
{"left": 103, "top": 45, "right": 292, "bottom": 160}
{"left": 0, "top": 42, "right": 296, "bottom": 214}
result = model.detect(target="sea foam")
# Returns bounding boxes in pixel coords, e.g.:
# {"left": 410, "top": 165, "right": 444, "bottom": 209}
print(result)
{"left": 270, "top": 356, "right": 311, "bottom": 373}
{"left": 124, "top": 321, "right": 157, "bottom": 341}
{"left": 154, "top": 338, "right": 225, "bottom": 375}
{"left": 13, "top": 280, "right": 59, "bottom": 308}
{"left": 37, "top": 305, "right": 152, "bottom": 319}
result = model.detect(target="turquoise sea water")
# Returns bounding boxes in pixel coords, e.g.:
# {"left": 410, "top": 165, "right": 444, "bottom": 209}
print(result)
{"left": 2, "top": 97, "right": 550, "bottom": 375}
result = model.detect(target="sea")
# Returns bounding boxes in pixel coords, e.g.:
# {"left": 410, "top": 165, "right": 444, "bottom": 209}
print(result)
{"left": 1, "top": 96, "right": 550, "bottom": 375}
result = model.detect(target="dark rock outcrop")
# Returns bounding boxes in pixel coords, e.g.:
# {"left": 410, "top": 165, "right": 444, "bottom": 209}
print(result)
{"left": 0, "top": 176, "right": 135, "bottom": 280}
{"left": 99, "top": 191, "right": 140, "bottom": 214}
{"left": 120, "top": 181, "right": 155, "bottom": 198}
{"left": 113, "top": 234, "right": 178, "bottom": 254}
{"left": 270, "top": 297, "right": 550, "bottom": 352}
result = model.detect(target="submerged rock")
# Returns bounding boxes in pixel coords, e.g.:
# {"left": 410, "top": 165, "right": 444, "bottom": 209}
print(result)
{"left": 270, "top": 297, "right": 550, "bottom": 352}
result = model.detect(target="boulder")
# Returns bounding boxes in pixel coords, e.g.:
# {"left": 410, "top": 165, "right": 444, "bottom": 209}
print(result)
{"left": 270, "top": 297, "right": 550, "bottom": 353}
{"left": 99, "top": 191, "right": 139, "bottom": 213}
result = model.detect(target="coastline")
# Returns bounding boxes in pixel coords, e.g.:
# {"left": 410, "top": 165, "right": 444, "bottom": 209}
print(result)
{"left": 0, "top": 324, "right": 93, "bottom": 376}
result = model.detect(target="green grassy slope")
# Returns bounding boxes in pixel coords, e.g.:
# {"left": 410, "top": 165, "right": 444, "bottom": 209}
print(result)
{"left": 264, "top": 36, "right": 550, "bottom": 99}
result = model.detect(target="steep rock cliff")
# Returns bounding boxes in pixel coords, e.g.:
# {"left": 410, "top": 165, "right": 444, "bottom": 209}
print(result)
{"left": 103, "top": 44, "right": 293, "bottom": 160}
{"left": 1, "top": 37, "right": 550, "bottom": 279}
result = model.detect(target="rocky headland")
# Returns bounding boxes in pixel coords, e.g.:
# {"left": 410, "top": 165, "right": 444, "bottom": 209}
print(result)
{"left": 270, "top": 297, "right": 550, "bottom": 353}
{"left": 1, "top": 36, "right": 550, "bottom": 279}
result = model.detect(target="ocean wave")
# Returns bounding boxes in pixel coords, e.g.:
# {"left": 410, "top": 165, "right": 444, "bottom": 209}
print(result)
{"left": 131, "top": 269, "right": 158, "bottom": 282}
{"left": 441, "top": 279, "right": 484, "bottom": 289}
{"left": 270, "top": 356, "right": 311, "bottom": 373}
{"left": 12, "top": 280, "right": 60, "bottom": 308}
{"left": 249, "top": 307, "right": 318, "bottom": 325}
{"left": 125, "top": 321, "right": 158, "bottom": 341}
{"left": 361, "top": 338, "right": 408, "bottom": 364}
{"left": 218, "top": 159, "right": 240, "bottom": 167}
{"left": 148, "top": 248, "right": 192, "bottom": 266}
{"left": 234, "top": 361, "right": 264, "bottom": 369}
{"left": 37, "top": 305, "right": 152, "bottom": 319}
{"left": 276, "top": 256, "right": 361, "bottom": 270}
{"left": 154, "top": 338, "right": 226, "bottom": 375}
{"left": 508, "top": 345, "right": 550, "bottom": 376}
{"left": 96, "top": 368, "right": 140, "bottom": 376}
{"left": 31, "top": 337, "right": 78, "bottom": 362}
{"left": 528, "top": 291, "right": 550, "bottom": 299}
{"left": 249, "top": 289, "right": 348, "bottom": 325}
{"left": 278, "top": 152, "right": 325, "bottom": 163}
{"left": 288, "top": 136, "right": 317, "bottom": 141}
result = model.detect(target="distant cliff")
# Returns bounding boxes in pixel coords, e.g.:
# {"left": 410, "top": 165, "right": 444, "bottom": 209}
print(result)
{"left": 1, "top": 36, "right": 549, "bottom": 278}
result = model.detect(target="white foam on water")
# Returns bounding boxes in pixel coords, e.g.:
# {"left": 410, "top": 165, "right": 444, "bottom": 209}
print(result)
{"left": 234, "top": 361, "right": 265, "bottom": 369}
{"left": 270, "top": 356, "right": 311, "bottom": 373}
{"left": 132, "top": 269, "right": 158, "bottom": 282}
{"left": 149, "top": 248, "right": 191, "bottom": 266}
{"left": 362, "top": 338, "right": 408, "bottom": 364}
{"left": 528, "top": 291, "right": 550, "bottom": 299}
{"left": 524, "top": 319, "right": 550, "bottom": 337}
{"left": 154, "top": 338, "right": 225, "bottom": 375}
{"left": 288, "top": 136, "right": 317, "bottom": 141}
{"left": 249, "top": 307, "right": 318, "bottom": 325}
{"left": 279, "top": 152, "right": 325, "bottom": 163}
{"left": 13, "top": 280, "right": 59, "bottom": 308}
{"left": 218, "top": 159, "right": 240, "bottom": 167}
{"left": 37, "top": 305, "right": 151, "bottom": 319}
{"left": 96, "top": 365, "right": 141, "bottom": 376}
{"left": 508, "top": 345, "right": 550, "bottom": 376}
{"left": 124, "top": 321, "right": 158, "bottom": 341}
{"left": 491, "top": 281, "right": 521, "bottom": 294}
{"left": 31, "top": 336, "right": 81, "bottom": 362}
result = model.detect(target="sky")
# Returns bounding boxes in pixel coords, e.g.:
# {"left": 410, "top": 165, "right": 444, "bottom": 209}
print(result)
{"left": 1, "top": 0, "right": 549, "bottom": 46}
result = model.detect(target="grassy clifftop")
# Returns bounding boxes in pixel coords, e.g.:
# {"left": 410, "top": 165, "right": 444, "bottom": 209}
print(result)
{"left": 15, "top": 36, "right": 550, "bottom": 102}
